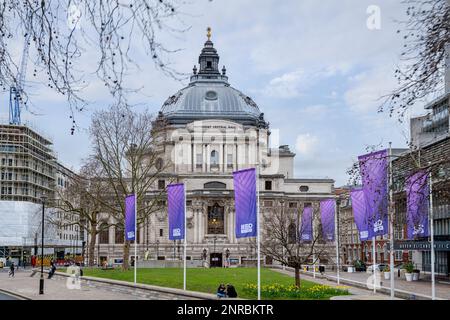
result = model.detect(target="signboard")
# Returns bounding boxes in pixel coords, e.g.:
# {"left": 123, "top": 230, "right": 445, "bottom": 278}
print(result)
{"left": 389, "top": 241, "right": 450, "bottom": 251}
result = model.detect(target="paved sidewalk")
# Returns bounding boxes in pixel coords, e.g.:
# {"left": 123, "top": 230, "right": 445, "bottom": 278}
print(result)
{"left": 0, "top": 269, "right": 190, "bottom": 300}
{"left": 272, "top": 267, "right": 449, "bottom": 300}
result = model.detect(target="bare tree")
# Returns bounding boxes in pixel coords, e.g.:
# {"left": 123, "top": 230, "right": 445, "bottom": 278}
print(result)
{"left": 381, "top": 0, "right": 449, "bottom": 119}
{"left": 0, "top": 0, "right": 188, "bottom": 132}
{"left": 261, "top": 202, "right": 331, "bottom": 288}
{"left": 89, "top": 104, "right": 170, "bottom": 270}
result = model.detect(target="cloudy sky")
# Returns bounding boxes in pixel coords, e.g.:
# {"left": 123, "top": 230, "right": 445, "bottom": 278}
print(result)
{"left": 0, "top": 0, "right": 432, "bottom": 186}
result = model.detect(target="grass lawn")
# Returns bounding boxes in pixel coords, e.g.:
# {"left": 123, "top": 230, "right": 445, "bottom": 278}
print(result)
{"left": 79, "top": 267, "right": 348, "bottom": 300}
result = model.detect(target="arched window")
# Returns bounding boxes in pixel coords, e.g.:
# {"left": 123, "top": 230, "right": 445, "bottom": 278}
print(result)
{"left": 288, "top": 223, "right": 297, "bottom": 244}
{"left": 99, "top": 223, "right": 110, "bottom": 244}
{"left": 210, "top": 150, "right": 219, "bottom": 166}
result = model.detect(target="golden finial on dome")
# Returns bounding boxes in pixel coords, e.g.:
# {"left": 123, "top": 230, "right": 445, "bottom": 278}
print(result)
{"left": 207, "top": 27, "right": 212, "bottom": 41}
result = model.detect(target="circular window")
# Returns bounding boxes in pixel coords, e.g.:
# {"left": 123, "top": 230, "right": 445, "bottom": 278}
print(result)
{"left": 299, "top": 185, "right": 309, "bottom": 192}
{"left": 205, "top": 90, "right": 218, "bottom": 100}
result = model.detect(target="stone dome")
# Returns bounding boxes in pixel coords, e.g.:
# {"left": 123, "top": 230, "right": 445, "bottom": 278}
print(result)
{"left": 159, "top": 32, "right": 267, "bottom": 128}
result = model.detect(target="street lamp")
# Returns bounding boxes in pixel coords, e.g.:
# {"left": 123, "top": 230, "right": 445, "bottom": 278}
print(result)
{"left": 39, "top": 194, "right": 47, "bottom": 295}
{"left": 156, "top": 240, "right": 160, "bottom": 260}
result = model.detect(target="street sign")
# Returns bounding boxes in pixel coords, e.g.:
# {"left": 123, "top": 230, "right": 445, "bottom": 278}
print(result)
{"left": 389, "top": 241, "right": 450, "bottom": 251}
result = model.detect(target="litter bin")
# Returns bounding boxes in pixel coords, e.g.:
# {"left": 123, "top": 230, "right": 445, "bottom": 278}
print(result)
{"left": 319, "top": 266, "right": 325, "bottom": 274}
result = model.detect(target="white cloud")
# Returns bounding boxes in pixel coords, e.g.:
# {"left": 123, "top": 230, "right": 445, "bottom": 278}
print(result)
{"left": 344, "top": 67, "right": 396, "bottom": 114}
{"left": 295, "top": 133, "right": 319, "bottom": 156}
{"left": 263, "top": 70, "right": 305, "bottom": 98}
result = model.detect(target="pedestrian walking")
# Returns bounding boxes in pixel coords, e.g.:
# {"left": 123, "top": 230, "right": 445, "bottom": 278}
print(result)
{"left": 8, "top": 262, "right": 15, "bottom": 278}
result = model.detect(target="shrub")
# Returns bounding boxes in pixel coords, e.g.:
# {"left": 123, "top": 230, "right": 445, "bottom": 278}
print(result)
{"left": 242, "top": 283, "right": 349, "bottom": 300}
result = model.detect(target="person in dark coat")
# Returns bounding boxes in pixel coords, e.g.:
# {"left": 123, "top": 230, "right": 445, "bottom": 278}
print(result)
{"left": 48, "top": 260, "right": 56, "bottom": 279}
{"left": 226, "top": 284, "right": 238, "bottom": 298}
{"left": 8, "top": 262, "right": 15, "bottom": 278}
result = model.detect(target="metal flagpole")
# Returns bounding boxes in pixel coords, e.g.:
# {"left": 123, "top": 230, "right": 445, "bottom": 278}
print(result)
{"left": 372, "top": 236, "right": 376, "bottom": 294}
{"left": 429, "top": 165, "right": 435, "bottom": 300}
{"left": 183, "top": 185, "right": 187, "bottom": 291}
{"left": 389, "top": 143, "right": 395, "bottom": 299}
{"left": 256, "top": 164, "right": 261, "bottom": 300}
{"left": 134, "top": 193, "right": 137, "bottom": 284}
{"left": 334, "top": 198, "right": 340, "bottom": 285}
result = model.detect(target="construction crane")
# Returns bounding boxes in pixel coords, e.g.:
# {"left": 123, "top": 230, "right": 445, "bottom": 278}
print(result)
{"left": 9, "top": 9, "right": 32, "bottom": 125}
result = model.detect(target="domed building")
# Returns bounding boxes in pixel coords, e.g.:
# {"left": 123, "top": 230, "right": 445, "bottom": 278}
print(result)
{"left": 97, "top": 30, "right": 337, "bottom": 268}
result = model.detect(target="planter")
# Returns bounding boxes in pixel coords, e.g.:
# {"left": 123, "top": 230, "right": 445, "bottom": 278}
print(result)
{"left": 412, "top": 271, "right": 420, "bottom": 281}
{"left": 384, "top": 272, "right": 390, "bottom": 280}
{"left": 405, "top": 273, "right": 413, "bottom": 282}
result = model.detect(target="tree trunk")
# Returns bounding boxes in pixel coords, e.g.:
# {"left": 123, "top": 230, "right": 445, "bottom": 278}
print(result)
{"left": 294, "top": 267, "right": 301, "bottom": 288}
{"left": 88, "top": 226, "right": 97, "bottom": 267}
{"left": 123, "top": 241, "right": 130, "bottom": 270}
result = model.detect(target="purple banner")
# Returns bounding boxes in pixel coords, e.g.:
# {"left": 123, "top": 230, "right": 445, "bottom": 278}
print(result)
{"left": 320, "top": 199, "right": 335, "bottom": 242}
{"left": 167, "top": 183, "right": 185, "bottom": 240}
{"left": 350, "top": 189, "right": 369, "bottom": 241}
{"left": 233, "top": 168, "right": 257, "bottom": 238}
{"left": 358, "top": 149, "right": 389, "bottom": 238}
{"left": 125, "top": 194, "right": 136, "bottom": 241}
{"left": 300, "top": 205, "right": 313, "bottom": 242}
{"left": 406, "top": 170, "right": 429, "bottom": 239}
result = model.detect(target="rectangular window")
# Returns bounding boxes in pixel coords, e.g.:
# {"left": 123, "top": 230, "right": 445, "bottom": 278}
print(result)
{"left": 8, "top": 159, "right": 12, "bottom": 166}
{"left": 265, "top": 181, "right": 272, "bottom": 191}
{"left": 159, "top": 229, "right": 163, "bottom": 237}
{"left": 158, "top": 180, "right": 165, "bottom": 190}
{"left": 289, "top": 202, "right": 298, "bottom": 208}
{"left": 263, "top": 200, "right": 273, "bottom": 207}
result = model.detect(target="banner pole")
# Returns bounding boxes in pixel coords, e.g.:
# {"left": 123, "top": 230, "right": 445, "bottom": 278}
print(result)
{"left": 256, "top": 164, "right": 261, "bottom": 300}
{"left": 183, "top": 185, "right": 187, "bottom": 291}
{"left": 388, "top": 143, "right": 395, "bottom": 299}
{"left": 429, "top": 165, "right": 435, "bottom": 300}
{"left": 134, "top": 193, "right": 137, "bottom": 284}
{"left": 334, "top": 198, "right": 340, "bottom": 285}
{"left": 372, "top": 236, "right": 376, "bottom": 294}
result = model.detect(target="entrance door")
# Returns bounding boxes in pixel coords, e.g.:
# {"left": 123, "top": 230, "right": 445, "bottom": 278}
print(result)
{"left": 210, "top": 253, "right": 223, "bottom": 268}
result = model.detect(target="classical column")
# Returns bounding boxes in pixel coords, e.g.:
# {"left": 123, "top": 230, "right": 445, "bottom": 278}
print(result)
{"left": 192, "top": 143, "right": 197, "bottom": 172}
{"left": 202, "top": 144, "right": 206, "bottom": 172}
{"left": 206, "top": 144, "right": 211, "bottom": 172}
{"left": 223, "top": 144, "right": 227, "bottom": 173}
{"left": 235, "top": 144, "right": 239, "bottom": 171}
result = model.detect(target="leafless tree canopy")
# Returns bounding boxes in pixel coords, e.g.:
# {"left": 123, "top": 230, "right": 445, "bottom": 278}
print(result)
{"left": 0, "top": 0, "right": 187, "bottom": 132}
{"left": 261, "top": 203, "right": 332, "bottom": 287}
{"left": 89, "top": 104, "right": 170, "bottom": 269}
{"left": 381, "top": 0, "right": 450, "bottom": 119}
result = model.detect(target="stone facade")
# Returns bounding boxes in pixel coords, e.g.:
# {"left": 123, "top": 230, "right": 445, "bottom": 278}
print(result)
{"left": 93, "top": 33, "right": 335, "bottom": 267}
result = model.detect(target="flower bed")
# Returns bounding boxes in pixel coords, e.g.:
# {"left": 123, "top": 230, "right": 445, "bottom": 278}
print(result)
{"left": 242, "top": 283, "right": 350, "bottom": 300}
